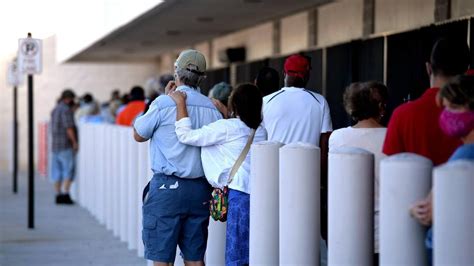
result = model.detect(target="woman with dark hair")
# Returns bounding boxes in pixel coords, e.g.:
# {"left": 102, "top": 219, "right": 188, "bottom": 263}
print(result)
{"left": 169, "top": 83, "right": 267, "bottom": 265}
{"left": 329, "top": 81, "right": 389, "bottom": 263}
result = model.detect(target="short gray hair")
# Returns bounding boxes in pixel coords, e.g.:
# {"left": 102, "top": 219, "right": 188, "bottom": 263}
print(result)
{"left": 176, "top": 68, "right": 206, "bottom": 88}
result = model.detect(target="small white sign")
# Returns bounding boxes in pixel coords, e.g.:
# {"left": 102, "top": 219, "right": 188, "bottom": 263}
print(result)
{"left": 7, "top": 60, "right": 23, "bottom": 87}
{"left": 18, "top": 37, "right": 42, "bottom": 74}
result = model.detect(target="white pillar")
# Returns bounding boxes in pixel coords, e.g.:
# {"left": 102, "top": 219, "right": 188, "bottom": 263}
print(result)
{"left": 328, "top": 147, "right": 374, "bottom": 266}
{"left": 112, "top": 126, "right": 120, "bottom": 237}
{"left": 380, "top": 153, "right": 432, "bottom": 265}
{"left": 136, "top": 141, "right": 148, "bottom": 258}
{"left": 78, "top": 123, "right": 87, "bottom": 207}
{"left": 84, "top": 124, "right": 92, "bottom": 210}
{"left": 206, "top": 220, "right": 226, "bottom": 265}
{"left": 250, "top": 141, "right": 282, "bottom": 265}
{"left": 105, "top": 124, "right": 114, "bottom": 231}
{"left": 75, "top": 123, "right": 83, "bottom": 205}
{"left": 434, "top": 160, "right": 474, "bottom": 265}
{"left": 97, "top": 125, "right": 106, "bottom": 225}
{"left": 279, "top": 143, "right": 320, "bottom": 265}
{"left": 91, "top": 125, "right": 98, "bottom": 219}
{"left": 128, "top": 129, "right": 138, "bottom": 250}
{"left": 120, "top": 127, "right": 129, "bottom": 243}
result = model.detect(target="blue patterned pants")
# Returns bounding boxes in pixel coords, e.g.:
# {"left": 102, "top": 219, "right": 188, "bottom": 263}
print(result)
{"left": 225, "top": 189, "right": 250, "bottom": 266}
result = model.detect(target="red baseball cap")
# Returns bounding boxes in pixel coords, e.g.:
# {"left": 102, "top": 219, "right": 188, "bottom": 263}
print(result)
{"left": 284, "top": 54, "right": 310, "bottom": 78}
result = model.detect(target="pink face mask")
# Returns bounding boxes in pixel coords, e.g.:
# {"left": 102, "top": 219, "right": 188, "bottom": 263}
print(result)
{"left": 439, "top": 109, "right": 474, "bottom": 138}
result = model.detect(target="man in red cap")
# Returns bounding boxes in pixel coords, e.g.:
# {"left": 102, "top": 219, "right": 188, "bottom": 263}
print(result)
{"left": 263, "top": 54, "right": 332, "bottom": 145}
{"left": 263, "top": 55, "right": 332, "bottom": 147}
{"left": 262, "top": 54, "right": 332, "bottom": 264}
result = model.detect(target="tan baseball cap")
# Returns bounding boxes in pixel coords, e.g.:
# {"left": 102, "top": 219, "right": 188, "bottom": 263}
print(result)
{"left": 174, "top": 49, "right": 206, "bottom": 75}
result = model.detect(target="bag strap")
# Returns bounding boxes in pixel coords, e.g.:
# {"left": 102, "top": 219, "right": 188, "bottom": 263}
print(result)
{"left": 227, "top": 129, "right": 256, "bottom": 185}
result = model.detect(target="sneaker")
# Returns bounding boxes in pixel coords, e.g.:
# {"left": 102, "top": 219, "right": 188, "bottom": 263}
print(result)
{"left": 62, "top": 194, "right": 75, "bottom": 205}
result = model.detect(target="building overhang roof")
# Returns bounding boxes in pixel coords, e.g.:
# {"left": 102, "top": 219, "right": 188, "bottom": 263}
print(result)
{"left": 67, "top": 0, "right": 332, "bottom": 62}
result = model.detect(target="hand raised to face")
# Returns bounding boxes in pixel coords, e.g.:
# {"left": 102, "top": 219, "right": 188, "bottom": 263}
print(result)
{"left": 165, "top": 80, "right": 177, "bottom": 95}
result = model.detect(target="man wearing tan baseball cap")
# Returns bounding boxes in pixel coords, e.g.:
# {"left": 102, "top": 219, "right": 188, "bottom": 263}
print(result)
{"left": 134, "top": 49, "right": 222, "bottom": 265}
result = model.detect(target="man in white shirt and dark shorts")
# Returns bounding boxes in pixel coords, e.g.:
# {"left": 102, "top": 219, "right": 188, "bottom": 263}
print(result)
{"left": 262, "top": 54, "right": 333, "bottom": 265}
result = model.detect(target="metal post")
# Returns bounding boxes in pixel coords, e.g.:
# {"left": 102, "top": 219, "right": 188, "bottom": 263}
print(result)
{"left": 27, "top": 73, "right": 34, "bottom": 229}
{"left": 13, "top": 85, "right": 18, "bottom": 194}
{"left": 27, "top": 31, "right": 35, "bottom": 229}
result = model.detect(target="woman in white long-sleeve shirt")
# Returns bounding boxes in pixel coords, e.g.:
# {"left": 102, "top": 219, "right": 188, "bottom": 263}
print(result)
{"left": 169, "top": 83, "right": 267, "bottom": 266}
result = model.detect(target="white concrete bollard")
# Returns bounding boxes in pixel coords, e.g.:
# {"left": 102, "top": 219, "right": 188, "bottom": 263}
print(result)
{"left": 434, "top": 160, "right": 474, "bottom": 265}
{"left": 84, "top": 124, "right": 92, "bottom": 210}
{"left": 90, "top": 125, "right": 97, "bottom": 215}
{"left": 75, "top": 123, "right": 83, "bottom": 205}
{"left": 112, "top": 127, "right": 120, "bottom": 237}
{"left": 380, "top": 153, "right": 432, "bottom": 265}
{"left": 279, "top": 143, "right": 320, "bottom": 265}
{"left": 105, "top": 124, "right": 114, "bottom": 231}
{"left": 136, "top": 141, "right": 148, "bottom": 258}
{"left": 78, "top": 123, "right": 87, "bottom": 207}
{"left": 127, "top": 130, "right": 139, "bottom": 250}
{"left": 206, "top": 220, "right": 226, "bottom": 265}
{"left": 328, "top": 147, "right": 374, "bottom": 266}
{"left": 120, "top": 127, "right": 129, "bottom": 243}
{"left": 91, "top": 125, "right": 99, "bottom": 219}
{"left": 97, "top": 124, "right": 106, "bottom": 225}
{"left": 250, "top": 141, "right": 282, "bottom": 265}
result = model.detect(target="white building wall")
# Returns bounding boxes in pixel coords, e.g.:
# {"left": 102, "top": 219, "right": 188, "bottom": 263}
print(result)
{"left": 194, "top": 42, "right": 212, "bottom": 69}
{"left": 0, "top": 35, "right": 158, "bottom": 170}
{"left": 375, "top": 0, "right": 435, "bottom": 34}
{"left": 211, "top": 22, "right": 273, "bottom": 68}
{"left": 317, "top": 0, "right": 364, "bottom": 47}
{"left": 451, "top": 0, "right": 474, "bottom": 18}
{"left": 280, "top": 12, "right": 309, "bottom": 55}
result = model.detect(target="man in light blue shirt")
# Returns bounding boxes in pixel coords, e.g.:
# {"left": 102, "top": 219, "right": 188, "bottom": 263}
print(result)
{"left": 134, "top": 50, "right": 221, "bottom": 265}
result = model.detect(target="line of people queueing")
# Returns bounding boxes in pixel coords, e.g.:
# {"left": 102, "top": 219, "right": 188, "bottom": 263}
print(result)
{"left": 50, "top": 37, "right": 474, "bottom": 265}
{"left": 134, "top": 38, "right": 473, "bottom": 266}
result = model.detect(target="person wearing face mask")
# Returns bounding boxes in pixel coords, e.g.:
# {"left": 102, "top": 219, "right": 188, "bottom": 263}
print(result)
{"left": 383, "top": 38, "right": 469, "bottom": 264}
{"left": 411, "top": 74, "right": 474, "bottom": 265}
{"left": 438, "top": 75, "right": 474, "bottom": 157}
{"left": 383, "top": 38, "right": 469, "bottom": 164}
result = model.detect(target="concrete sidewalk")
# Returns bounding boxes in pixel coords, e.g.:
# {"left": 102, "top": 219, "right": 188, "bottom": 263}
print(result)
{"left": 0, "top": 172, "right": 146, "bottom": 266}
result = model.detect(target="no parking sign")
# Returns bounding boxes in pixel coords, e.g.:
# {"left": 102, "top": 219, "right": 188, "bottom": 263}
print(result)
{"left": 18, "top": 37, "right": 42, "bottom": 75}
{"left": 7, "top": 60, "right": 23, "bottom": 86}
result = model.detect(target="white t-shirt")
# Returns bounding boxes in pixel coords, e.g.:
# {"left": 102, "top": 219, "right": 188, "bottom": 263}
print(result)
{"left": 175, "top": 117, "right": 267, "bottom": 194}
{"left": 263, "top": 87, "right": 332, "bottom": 145}
{"left": 329, "top": 126, "right": 387, "bottom": 253}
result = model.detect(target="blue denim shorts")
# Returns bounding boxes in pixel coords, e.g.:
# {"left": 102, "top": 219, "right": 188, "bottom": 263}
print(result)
{"left": 142, "top": 173, "right": 212, "bottom": 263}
{"left": 50, "top": 149, "right": 75, "bottom": 182}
